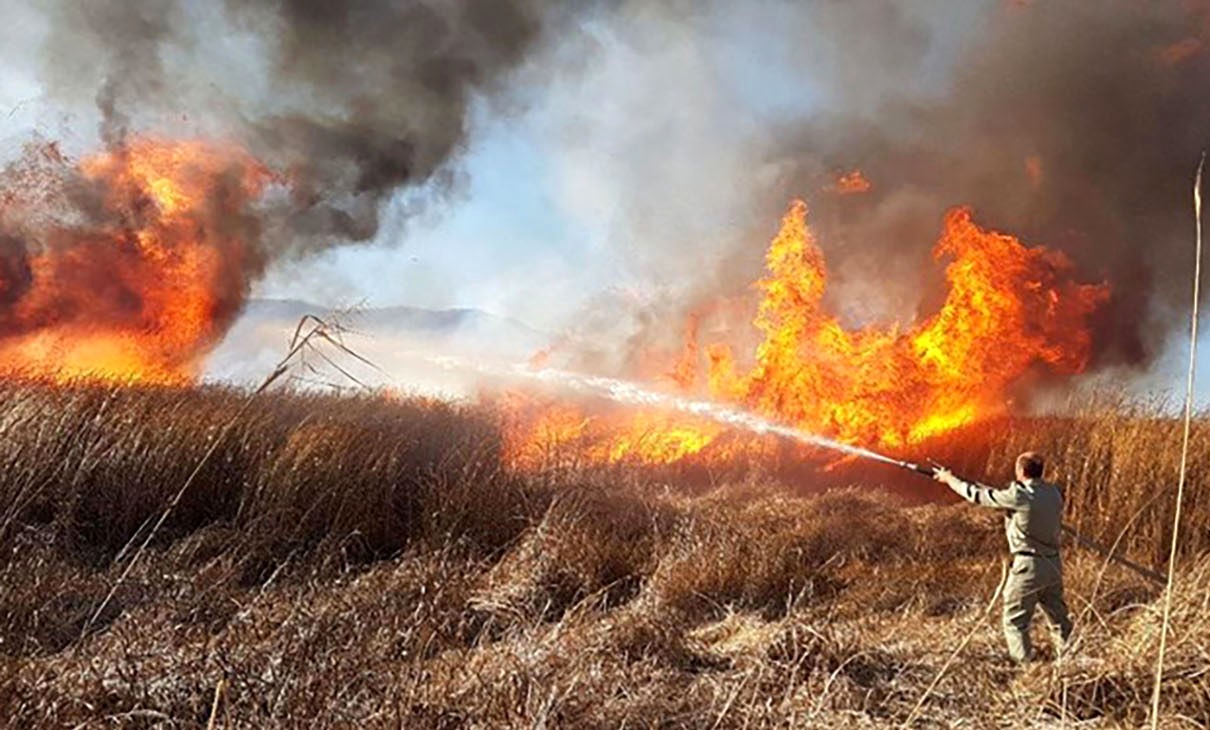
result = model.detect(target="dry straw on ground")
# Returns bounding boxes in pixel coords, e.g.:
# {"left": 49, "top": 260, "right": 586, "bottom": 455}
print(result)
{"left": 0, "top": 382, "right": 1206, "bottom": 727}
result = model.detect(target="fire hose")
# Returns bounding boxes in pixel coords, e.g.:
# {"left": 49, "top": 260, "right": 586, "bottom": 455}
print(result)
{"left": 423, "top": 352, "right": 1166, "bottom": 587}
{"left": 891, "top": 459, "right": 1166, "bottom": 586}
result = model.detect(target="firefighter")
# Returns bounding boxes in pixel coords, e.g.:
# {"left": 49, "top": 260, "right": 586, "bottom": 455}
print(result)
{"left": 933, "top": 451, "right": 1073, "bottom": 664}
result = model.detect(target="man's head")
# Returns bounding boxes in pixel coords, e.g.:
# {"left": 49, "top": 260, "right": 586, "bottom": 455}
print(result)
{"left": 1016, "top": 451, "right": 1045, "bottom": 481}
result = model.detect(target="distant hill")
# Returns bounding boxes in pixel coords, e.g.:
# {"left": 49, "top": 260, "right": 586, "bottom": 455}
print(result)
{"left": 237, "top": 299, "right": 544, "bottom": 340}
{"left": 206, "top": 299, "right": 549, "bottom": 387}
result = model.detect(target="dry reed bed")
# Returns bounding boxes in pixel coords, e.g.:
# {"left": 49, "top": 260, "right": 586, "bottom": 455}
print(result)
{"left": 0, "top": 382, "right": 1205, "bottom": 727}
{"left": 922, "top": 401, "right": 1210, "bottom": 563}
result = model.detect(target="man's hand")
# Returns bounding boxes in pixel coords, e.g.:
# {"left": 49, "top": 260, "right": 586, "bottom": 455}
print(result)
{"left": 933, "top": 466, "right": 955, "bottom": 485}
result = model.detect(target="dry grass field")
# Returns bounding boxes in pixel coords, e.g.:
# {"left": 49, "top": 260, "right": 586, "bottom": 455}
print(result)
{"left": 0, "top": 381, "right": 1207, "bottom": 728}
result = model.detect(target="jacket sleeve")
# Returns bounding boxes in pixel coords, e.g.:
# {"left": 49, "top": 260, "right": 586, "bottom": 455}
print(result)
{"left": 947, "top": 478, "right": 1029, "bottom": 510}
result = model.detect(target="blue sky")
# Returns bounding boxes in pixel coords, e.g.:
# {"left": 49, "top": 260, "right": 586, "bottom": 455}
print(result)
{"left": 255, "top": 102, "right": 611, "bottom": 323}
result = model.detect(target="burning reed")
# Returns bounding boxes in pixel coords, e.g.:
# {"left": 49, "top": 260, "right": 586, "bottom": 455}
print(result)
{"left": 501, "top": 200, "right": 1109, "bottom": 469}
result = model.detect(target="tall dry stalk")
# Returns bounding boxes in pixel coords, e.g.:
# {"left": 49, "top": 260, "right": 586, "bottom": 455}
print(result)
{"left": 1150, "top": 153, "right": 1205, "bottom": 728}
{"left": 80, "top": 315, "right": 373, "bottom": 638}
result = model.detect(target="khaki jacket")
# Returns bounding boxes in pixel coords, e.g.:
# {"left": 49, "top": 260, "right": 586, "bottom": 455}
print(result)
{"left": 947, "top": 477, "right": 1064, "bottom": 558}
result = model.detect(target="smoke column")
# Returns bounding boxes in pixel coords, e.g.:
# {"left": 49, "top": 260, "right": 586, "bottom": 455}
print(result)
{"left": 755, "top": 1, "right": 1210, "bottom": 369}
{"left": 34, "top": 0, "right": 616, "bottom": 252}
{"left": 537, "top": 1, "right": 1210, "bottom": 384}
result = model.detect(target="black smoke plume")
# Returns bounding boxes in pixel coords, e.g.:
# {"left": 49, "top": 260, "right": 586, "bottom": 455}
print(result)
{"left": 35, "top": 0, "right": 604, "bottom": 252}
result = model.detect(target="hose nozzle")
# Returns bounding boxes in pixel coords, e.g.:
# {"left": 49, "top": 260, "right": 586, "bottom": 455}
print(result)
{"left": 896, "top": 460, "right": 938, "bottom": 477}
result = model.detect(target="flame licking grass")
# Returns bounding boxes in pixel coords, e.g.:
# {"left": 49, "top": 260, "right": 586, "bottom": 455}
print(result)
{"left": 504, "top": 200, "right": 1108, "bottom": 468}
{"left": 501, "top": 394, "right": 731, "bottom": 469}
{"left": 0, "top": 137, "right": 272, "bottom": 385}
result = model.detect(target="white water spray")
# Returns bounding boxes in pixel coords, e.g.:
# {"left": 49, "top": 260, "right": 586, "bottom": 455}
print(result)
{"left": 422, "top": 353, "right": 913, "bottom": 470}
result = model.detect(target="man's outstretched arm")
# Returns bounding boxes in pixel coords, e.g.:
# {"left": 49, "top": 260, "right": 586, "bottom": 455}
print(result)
{"left": 933, "top": 468, "right": 1028, "bottom": 510}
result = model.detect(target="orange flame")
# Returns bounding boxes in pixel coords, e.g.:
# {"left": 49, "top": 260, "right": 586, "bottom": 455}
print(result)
{"left": 1025, "top": 155, "right": 1044, "bottom": 188}
{"left": 499, "top": 391, "right": 736, "bottom": 470}
{"left": 0, "top": 137, "right": 271, "bottom": 385}
{"left": 831, "top": 169, "right": 872, "bottom": 195}
{"left": 503, "top": 200, "right": 1108, "bottom": 468}
{"left": 1159, "top": 37, "right": 1204, "bottom": 67}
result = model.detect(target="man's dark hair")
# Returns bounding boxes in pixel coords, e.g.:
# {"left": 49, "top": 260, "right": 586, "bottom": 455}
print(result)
{"left": 1016, "top": 451, "right": 1045, "bottom": 479}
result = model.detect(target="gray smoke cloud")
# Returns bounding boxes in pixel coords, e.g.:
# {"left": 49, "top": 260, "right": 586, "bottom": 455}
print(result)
{"left": 535, "top": 1, "right": 981, "bottom": 371}
{"left": 542, "top": 0, "right": 1210, "bottom": 379}
{"left": 224, "top": 0, "right": 553, "bottom": 246}
{"left": 34, "top": 0, "right": 608, "bottom": 253}
{"left": 755, "top": 0, "right": 1210, "bottom": 369}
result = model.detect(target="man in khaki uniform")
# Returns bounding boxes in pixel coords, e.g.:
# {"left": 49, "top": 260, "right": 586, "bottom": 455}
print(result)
{"left": 934, "top": 452, "right": 1073, "bottom": 663}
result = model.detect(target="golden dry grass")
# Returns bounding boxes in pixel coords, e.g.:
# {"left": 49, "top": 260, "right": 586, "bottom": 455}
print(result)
{"left": 0, "top": 381, "right": 1206, "bottom": 728}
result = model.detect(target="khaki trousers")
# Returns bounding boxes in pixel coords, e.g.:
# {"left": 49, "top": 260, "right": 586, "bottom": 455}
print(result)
{"left": 1003, "top": 554, "right": 1072, "bottom": 663}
